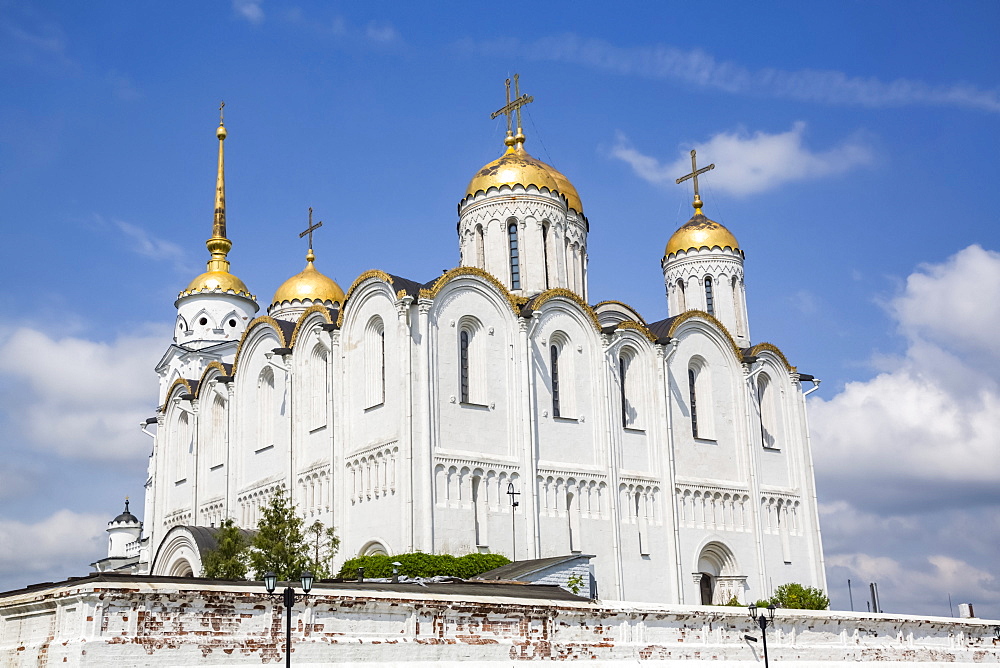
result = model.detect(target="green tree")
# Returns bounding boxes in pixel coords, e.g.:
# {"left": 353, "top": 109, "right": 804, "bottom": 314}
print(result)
{"left": 202, "top": 519, "right": 249, "bottom": 580}
{"left": 305, "top": 520, "right": 341, "bottom": 579}
{"left": 769, "top": 583, "right": 830, "bottom": 610}
{"left": 248, "top": 488, "right": 311, "bottom": 580}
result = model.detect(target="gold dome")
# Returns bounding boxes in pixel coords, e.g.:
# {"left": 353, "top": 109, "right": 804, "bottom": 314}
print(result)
{"left": 271, "top": 255, "right": 345, "bottom": 307}
{"left": 547, "top": 164, "right": 584, "bottom": 214}
{"left": 181, "top": 270, "right": 253, "bottom": 298}
{"left": 467, "top": 144, "right": 560, "bottom": 199}
{"left": 665, "top": 213, "right": 740, "bottom": 257}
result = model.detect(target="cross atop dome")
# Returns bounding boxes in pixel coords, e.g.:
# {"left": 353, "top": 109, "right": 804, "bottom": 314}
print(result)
{"left": 675, "top": 149, "right": 715, "bottom": 214}
{"left": 299, "top": 207, "right": 323, "bottom": 263}
{"left": 490, "top": 74, "right": 534, "bottom": 148}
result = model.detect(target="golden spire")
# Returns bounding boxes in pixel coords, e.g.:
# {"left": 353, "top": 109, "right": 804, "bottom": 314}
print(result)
{"left": 206, "top": 100, "right": 232, "bottom": 273}
{"left": 490, "top": 74, "right": 533, "bottom": 152}
{"left": 675, "top": 149, "right": 715, "bottom": 214}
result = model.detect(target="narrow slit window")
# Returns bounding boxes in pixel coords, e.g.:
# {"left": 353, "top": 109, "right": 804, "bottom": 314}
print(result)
{"left": 704, "top": 276, "right": 715, "bottom": 316}
{"left": 551, "top": 344, "right": 561, "bottom": 417}
{"left": 688, "top": 368, "right": 699, "bottom": 438}
{"left": 542, "top": 224, "right": 550, "bottom": 289}
{"left": 460, "top": 330, "right": 470, "bottom": 403}
{"left": 619, "top": 356, "right": 628, "bottom": 427}
{"left": 508, "top": 222, "right": 521, "bottom": 290}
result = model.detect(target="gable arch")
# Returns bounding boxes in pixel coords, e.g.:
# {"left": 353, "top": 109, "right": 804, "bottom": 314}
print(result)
{"left": 231, "top": 316, "right": 290, "bottom": 375}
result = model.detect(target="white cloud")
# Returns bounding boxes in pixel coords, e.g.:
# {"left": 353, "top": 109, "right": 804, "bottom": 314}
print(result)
{"left": 811, "top": 245, "right": 1000, "bottom": 495}
{"left": 232, "top": 0, "right": 264, "bottom": 24}
{"left": 612, "top": 123, "right": 872, "bottom": 196}
{"left": 810, "top": 245, "right": 1000, "bottom": 617}
{"left": 0, "top": 510, "right": 106, "bottom": 584}
{"left": 462, "top": 35, "right": 1000, "bottom": 113}
{"left": 0, "top": 327, "right": 163, "bottom": 460}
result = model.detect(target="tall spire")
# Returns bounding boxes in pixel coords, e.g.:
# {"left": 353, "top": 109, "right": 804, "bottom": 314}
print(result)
{"left": 206, "top": 101, "right": 232, "bottom": 273}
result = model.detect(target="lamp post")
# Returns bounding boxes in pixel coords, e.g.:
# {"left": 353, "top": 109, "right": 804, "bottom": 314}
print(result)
{"left": 748, "top": 603, "right": 777, "bottom": 668}
{"left": 264, "top": 571, "right": 314, "bottom": 668}
{"left": 506, "top": 481, "right": 520, "bottom": 561}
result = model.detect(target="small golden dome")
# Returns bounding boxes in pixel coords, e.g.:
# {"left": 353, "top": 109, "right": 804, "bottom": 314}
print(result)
{"left": 665, "top": 213, "right": 740, "bottom": 257}
{"left": 271, "top": 256, "right": 345, "bottom": 307}
{"left": 182, "top": 270, "right": 253, "bottom": 298}
{"left": 467, "top": 145, "right": 559, "bottom": 199}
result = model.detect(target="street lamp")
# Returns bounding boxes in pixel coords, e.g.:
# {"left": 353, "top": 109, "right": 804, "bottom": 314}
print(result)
{"left": 506, "top": 481, "right": 520, "bottom": 561}
{"left": 264, "top": 571, "right": 314, "bottom": 668}
{"left": 747, "top": 603, "right": 777, "bottom": 668}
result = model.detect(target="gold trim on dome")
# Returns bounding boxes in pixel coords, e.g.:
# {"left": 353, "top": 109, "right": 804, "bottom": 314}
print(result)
{"left": 419, "top": 267, "right": 524, "bottom": 317}
{"left": 748, "top": 342, "right": 797, "bottom": 372}
{"left": 231, "top": 316, "right": 291, "bottom": 375}
{"left": 179, "top": 271, "right": 256, "bottom": 301}
{"left": 667, "top": 310, "right": 744, "bottom": 363}
{"left": 615, "top": 321, "right": 658, "bottom": 343}
{"left": 592, "top": 300, "right": 648, "bottom": 325}
{"left": 527, "top": 288, "right": 602, "bottom": 333}
{"left": 664, "top": 214, "right": 740, "bottom": 258}
{"left": 289, "top": 304, "right": 336, "bottom": 349}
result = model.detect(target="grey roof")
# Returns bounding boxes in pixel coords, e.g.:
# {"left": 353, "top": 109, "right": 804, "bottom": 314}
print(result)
{"left": 0, "top": 572, "right": 588, "bottom": 603}
{"left": 474, "top": 554, "right": 595, "bottom": 582}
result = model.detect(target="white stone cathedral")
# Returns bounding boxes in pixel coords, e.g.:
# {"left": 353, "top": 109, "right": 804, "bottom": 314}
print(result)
{"left": 100, "top": 85, "right": 828, "bottom": 605}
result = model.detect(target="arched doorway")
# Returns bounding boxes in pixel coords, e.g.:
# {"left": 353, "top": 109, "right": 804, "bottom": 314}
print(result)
{"left": 695, "top": 541, "right": 745, "bottom": 605}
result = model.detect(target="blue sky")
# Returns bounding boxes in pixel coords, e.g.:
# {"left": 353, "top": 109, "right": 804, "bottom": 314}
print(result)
{"left": 0, "top": 1, "right": 997, "bottom": 617}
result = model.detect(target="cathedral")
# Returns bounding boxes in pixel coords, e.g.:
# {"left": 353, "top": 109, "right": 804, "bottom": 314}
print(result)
{"left": 96, "top": 80, "right": 827, "bottom": 605}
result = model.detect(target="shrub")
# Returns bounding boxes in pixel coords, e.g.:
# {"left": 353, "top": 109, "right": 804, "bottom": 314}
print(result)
{"left": 337, "top": 552, "right": 510, "bottom": 580}
{"left": 769, "top": 583, "right": 829, "bottom": 610}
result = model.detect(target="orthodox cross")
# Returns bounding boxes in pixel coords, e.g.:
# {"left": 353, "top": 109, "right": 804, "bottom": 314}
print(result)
{"left": 299, "top": 207, "right": 323, "bottom": 249}
{"left": 490, "top": 73, "right": 533, "bottom": 136}
{"left": 675, "top": 149, "right": 715, "bottom": 210}
{"left": 219, "top": 100, "right": 225, "bottom": 123}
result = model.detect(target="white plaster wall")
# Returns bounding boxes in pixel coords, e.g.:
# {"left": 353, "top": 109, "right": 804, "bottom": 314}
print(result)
{"left": 8, "top": 580, "right": 997, "bottom": 666}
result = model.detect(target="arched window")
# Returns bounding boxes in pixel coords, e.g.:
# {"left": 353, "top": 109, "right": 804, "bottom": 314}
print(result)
{"left": 460, "top": 329, "right": 471, "bottom": 403}
{"left": 365, "top": 317, "right": 385, "bottom": 408}
{"left": 548, "top": 333, "right": 575, "bottom": 419}
{"left": 676, "top": 279, "right": 686, "bottom": 312}
{"left": 542, "top": 223, "right": 550, "bottom": 289}
{"left": 310, "top": 345, "right": 329, "bottom": 428}
{"left": 732, "top": 276, "right": 744, "bottom": 337}
{"left": 173, "top": 410, "right": 191, "bottom": 483}
{"left": 257, "top": 367, "right": 274, "bottom": 451}
{"left": 687, "top": 359, "right": 715, "bottom": 440}
{"left": 758, "top": 374, "right": 780, "bottom": 449}
{"left": 508, "top": 220, "right": 521, "bottom": 290}
{"left": 474, "top": 225, "right": 485, "bottom": 269}
{"left": 704, "top": 276, "right": 715, "bottom": 316}
{"left": 619, "top": 348, "right": 641, "bottom": 428}
{"left": 550, "top": 344, "right": 561, "bottom": 417}
{"left": 688, "top": 368, "right": 699, "bottom": 438}
{"left": 210, "top": 394, "right": 226, "bottom": 467}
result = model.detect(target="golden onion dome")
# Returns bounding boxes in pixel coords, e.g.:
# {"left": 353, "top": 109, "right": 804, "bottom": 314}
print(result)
{"left": 665, "top": 213, "right": 740, "bottom": 257}
{"left": 271, "top": 252, "right": 345, "bottom": 307}
{"left": 467, "top": 144, "right": 560, "bottom": 199}
{"left": 546, "top": 164, "right": 584, "bottom": 214}
{"left": 181, "top": 270, "right": 253, "bottom": 299}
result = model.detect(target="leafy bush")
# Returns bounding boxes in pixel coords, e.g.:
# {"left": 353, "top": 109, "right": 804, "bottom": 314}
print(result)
{"left": 769, "top": 583, "right": 829, "bottom": 610}
{"left": 337, "top": 552, "right": 510, "bottom": 580}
